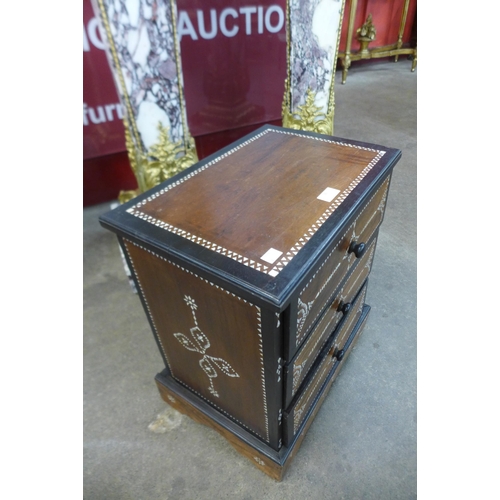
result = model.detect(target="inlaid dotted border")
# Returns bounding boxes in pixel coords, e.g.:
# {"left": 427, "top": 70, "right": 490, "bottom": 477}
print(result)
{"left": 268, "top": 134, "right": 385, "bottom": 276}
{"left": 292, "top": 257, "right": 372, "bottom": 395}
{"left": 343, "top": 248, "right": 374, "bottom": 301}
{"left": 125, "top": 211, "right": 270, "bottom": 273}
{"left": 296, "top": 237, "right": 375, "bottom": 348}
{"left": 292, "top": 309, "right": 343, "bottom": 393}
{"left": 124, "top": 241, "right": 172, "bottom": 373}
{"left": 295, "top": 178, "right": 390, "bottom": 345}
{"left": 297, "top": 176, "right": 389, "bottom": 299}
{"left": 295, "top": 224, "right": 352, "bottom": 345}
{"left": 336, "top": 288, "right": 368, "bottom": 349}
{"left": 293, "top": 349, "right": 335, "bottom": 433}
{"left": 293, "top": 286, "right": 367, "bottom": 433}
{"left": 122, "top": 239, "right": 270, "bottom": 443}
{"left": 125, "top": 128, "right": 386, "bottom": 277}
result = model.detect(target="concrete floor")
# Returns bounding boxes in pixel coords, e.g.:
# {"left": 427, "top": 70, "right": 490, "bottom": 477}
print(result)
{"left": 83, "top": 60, "right": 416, "bottom": 499}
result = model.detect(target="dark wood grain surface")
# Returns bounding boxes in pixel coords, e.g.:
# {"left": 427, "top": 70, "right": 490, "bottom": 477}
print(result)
{"left": 154, "top": 375, "right": 285, "bottom": 481}
{"left": 132, "top": 129, "right": 381, "bottom": 272}
{"left": 97, "top": 125, "right": 401, "bottom": 479}
{"left": 286, "top": 255, "right": 373, "bottom": 406}
{"left": 100, "top": 126, "right": 401, "bottom": 305}
{"left": 283, "top": 305, "right": 371, "bottom": 445}
{"left": 125, "top": 240, "right": 271, "bottom": 443}
{"left": 294, "top": 182, "right": 385, "bottom": 350}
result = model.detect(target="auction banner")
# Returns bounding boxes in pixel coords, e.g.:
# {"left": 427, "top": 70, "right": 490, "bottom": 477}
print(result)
{"left": 177, "top": 0, "right": 287, "bottom": 137}
{"left": 84, "top": 0, "right": 287, "bottom": 160}
{"left": 84, "top": 0, "right": 127, "bottom": 159}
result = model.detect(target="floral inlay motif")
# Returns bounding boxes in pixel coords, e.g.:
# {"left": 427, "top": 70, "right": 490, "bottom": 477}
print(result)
{"left": 297, "top": 297, "right": 314, "bottom": 333}
{"left": 293, "top": 361, "right": 307, "bottom": 392}
{"left": 173, "top": 296, "right": 240, "bottom": 397}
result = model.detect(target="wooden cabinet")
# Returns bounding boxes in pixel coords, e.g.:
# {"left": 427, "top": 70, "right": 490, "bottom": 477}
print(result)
{"left": 99, "top": 125, "right": 401, "bottom": 480}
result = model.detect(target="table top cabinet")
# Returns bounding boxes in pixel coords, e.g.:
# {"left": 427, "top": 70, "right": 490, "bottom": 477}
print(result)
{"left": 99, "top": 125, "right": 401, "bottom": 480}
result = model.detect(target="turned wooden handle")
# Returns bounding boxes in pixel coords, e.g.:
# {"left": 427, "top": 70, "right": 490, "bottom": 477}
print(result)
{"left": 348, "top": 241, "right": 366, "bottom": 258}
{"left": 337, "top": 301, "right": 351, "bottom": 314}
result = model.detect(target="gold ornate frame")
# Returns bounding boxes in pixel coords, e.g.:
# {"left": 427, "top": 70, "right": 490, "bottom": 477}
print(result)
{"left": 282, "top": 0, "right": 347, "bottom": 135}
{"left": 94, "top": 0, "right": 198, "bottom": 202}
{"left": 337, "top": 0, "right": 417, "bottom": 84}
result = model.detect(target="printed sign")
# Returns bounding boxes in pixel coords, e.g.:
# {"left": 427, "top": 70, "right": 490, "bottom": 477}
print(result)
{"left": 83, "top": 0, "right": 126, "bottom": 159}
{"left": 83, "top": 0, "right": 287, "bottom": 159}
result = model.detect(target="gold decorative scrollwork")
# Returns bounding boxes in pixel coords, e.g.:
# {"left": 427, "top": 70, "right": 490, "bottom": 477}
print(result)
{"left": 281, "top": 0, "right": 346, "bottom": 135}
{"left": 357, "top": 14, "right": 376, "bottom": 41}
{"left": 282, "top": 85, "right": 334, "bottom": 136}
{"left": 119, "top": 121, "right": 198, "bottom": 204}
{"left": 338, "top": 0, "right": 417, "bottom": 83}
{"left": 95, "top": 0, "right": 198, "bottom": 205}
{"left": 356, "top": 14, "right": 376, "bottom": 56}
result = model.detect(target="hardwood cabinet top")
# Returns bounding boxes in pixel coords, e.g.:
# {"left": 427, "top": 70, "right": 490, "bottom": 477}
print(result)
{"left": 100, "top": 125, "right": 401, "bottom": 309}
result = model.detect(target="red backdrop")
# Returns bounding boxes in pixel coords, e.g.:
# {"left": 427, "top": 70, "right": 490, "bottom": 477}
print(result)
{"left": 83, "top": 0, "right": 416, "bottom": 206}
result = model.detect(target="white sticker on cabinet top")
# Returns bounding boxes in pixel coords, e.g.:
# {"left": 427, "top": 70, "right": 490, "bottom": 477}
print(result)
{"left": 261, "top": 248, "right": 283, "bottom": 264}
{"left": 317, "top": 187, "right": 340, "bottom": 202}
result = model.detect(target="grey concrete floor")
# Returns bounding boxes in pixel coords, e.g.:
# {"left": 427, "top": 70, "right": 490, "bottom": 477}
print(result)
{"left": 84, "top": 60, "right": 417, "bottom": 499}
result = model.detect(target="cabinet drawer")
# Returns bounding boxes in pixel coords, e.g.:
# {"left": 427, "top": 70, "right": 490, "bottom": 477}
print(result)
{"left": 283, "top": 249, "right": 373, "bottom": 407}
{"left": 350, "top": 176, "right": 390, "bottom": 264}
{"left": 329, "top": 235, "right": 376, "bottom": 320}
{"left": 283, "top": 305, "right": 370, "bottom": 446}
{"left": 331, "top": 284, "right": 368, "bottom": 359}
{"left": 283, "top": 286, "right": 369, "bottom": 445}
{"left": 292, "top": 177, "right": 390, "bottom": 353}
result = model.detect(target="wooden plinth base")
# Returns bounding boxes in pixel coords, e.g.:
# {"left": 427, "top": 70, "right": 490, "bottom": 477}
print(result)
{"left": 155, "top": 370, "right": 340, "bottom": 481}
{"left": 154, "top": 305, "right": 369, "bottom": 481}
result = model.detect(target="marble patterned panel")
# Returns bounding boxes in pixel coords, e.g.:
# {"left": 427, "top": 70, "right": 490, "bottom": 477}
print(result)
{"left": 96, "top": 0, "right": 188, "bottom": 152}
{"left": 289, "top": 0, "right": 344, "bottom": 114}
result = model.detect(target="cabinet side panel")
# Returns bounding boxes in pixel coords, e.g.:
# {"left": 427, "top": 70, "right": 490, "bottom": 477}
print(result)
{"left": 124, "top": 240, "right": 270, "bottom": 443}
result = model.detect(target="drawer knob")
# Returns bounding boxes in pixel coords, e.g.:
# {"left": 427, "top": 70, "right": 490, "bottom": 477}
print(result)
{"left": 337, "top": 301, "right": 351, "bottom": 314}
{"left": 348, "top": 241, "right": 366, "bottom": 258}
{"left": 335, "top": 349, "right": 345, "bottom": 361}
